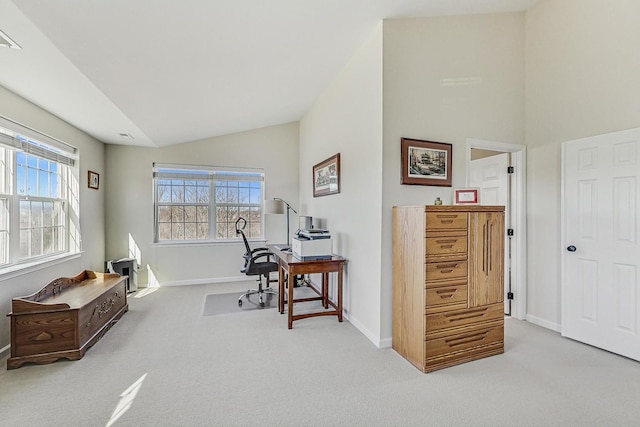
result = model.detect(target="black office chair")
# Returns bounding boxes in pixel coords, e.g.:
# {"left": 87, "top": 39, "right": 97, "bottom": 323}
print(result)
{"left": 235, "top": 217, "right": 278, "bottom": 307}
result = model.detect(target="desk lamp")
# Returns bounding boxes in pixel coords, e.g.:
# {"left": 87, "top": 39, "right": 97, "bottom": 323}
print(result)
{"left": 265, "top": 197, "right": 297, "bottom": 250}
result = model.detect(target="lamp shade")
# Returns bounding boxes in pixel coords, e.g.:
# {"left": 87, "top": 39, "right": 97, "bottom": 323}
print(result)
{"left": 265, "top": 199, "right": 285, "bottom": 214}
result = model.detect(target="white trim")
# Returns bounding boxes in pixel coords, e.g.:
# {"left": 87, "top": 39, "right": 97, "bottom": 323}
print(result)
{"left": 0, "top": 252, "right": 81, "bottom": 282}
{"left": 526, "top": 314, "right": 561, "bottom": 333}
{"left": 157, "top": 275, "right": 249, "bottom": 287}
{"left": 466, "top": 138, "right": 527, "bottom": 321}
{"left": 0, "top": 343, "right": 10, "bottom": 358}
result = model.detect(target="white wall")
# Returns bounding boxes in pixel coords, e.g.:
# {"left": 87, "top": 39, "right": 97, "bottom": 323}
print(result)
{"left": 381, "top": 13, "right": 526, "bottom": 342}
{"left": 104, "top": 122, "right": 299, "bottom": 286}
{"left": 0, "top": 85, "right": 106, "bottom": 350}
{"left": 525, "top": 0, "right": 640, "bottom": 329}
{"left": 299, "top": 24, "right": 384, "bottom": 344}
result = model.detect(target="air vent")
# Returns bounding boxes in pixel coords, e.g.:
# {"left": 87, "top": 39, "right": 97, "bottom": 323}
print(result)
{"left": 119, "top": 133, "right": 134, "bottom": 140}
{"left": 0, "top": 29, "right": 22, "bottom": 50}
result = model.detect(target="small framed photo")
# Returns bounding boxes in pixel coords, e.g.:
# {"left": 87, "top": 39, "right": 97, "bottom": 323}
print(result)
{"left": 453, "top": 188, "right": 479, "bottom": 205}
{"left": 313, "top": 153, "right": 340, "bottom": 197}
{"left": 88, "top": 171, "right": 99, "bottom": 190}
{"left": 401, "top": 138, "right": 452, "bottom": 187}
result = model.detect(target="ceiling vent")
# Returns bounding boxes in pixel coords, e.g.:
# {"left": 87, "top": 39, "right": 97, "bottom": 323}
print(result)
{"left": 0, "top": 29, "right": 22, "bottom": 49}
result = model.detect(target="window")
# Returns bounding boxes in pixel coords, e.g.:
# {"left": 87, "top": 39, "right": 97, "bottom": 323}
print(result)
{"left": 0, "top": 116, "right": 76, "bottom": 268}
{"left": 153, "top": 164, "right": 264, "bottom": 242}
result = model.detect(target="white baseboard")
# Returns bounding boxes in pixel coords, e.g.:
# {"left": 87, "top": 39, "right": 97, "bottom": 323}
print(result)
{"left": 0, "top": 343, "right": 10, "bottom": 358}
{"left": 346, "top": 312, "right": 388, "bottom": 349}
{"left": 156, "top": 275, "right": 249, "bottom": 287}
{"left": 526, "top": 314, "right": 561, "bottom": 332}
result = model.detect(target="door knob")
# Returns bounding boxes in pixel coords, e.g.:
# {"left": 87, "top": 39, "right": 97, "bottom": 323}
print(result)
{"left": 567, "top": 245, "right": 577, "bottom": 252}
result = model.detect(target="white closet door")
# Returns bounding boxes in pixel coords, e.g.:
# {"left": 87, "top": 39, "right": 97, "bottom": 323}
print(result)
{"left": 562, "top": 128, "right": 640, "bottom": 361}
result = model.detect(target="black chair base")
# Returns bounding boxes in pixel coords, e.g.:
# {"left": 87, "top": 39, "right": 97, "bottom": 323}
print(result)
{"left": 238, "top": 274, "right": 278, "bottom": 307}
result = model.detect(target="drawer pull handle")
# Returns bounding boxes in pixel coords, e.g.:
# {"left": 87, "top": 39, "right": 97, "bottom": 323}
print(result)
{"left": 435, "top": 288, "right": 457, "bottom": 299}
{"left": 443, "top": 308, "right": 488, "bottom": 322}
{"left": 435, "top": 239, "right": 457, "bottom": 244}
{"left": 445, "top": 332, "right": 488, "bottom": 348}
{"left": 440, "top": 220, "right": 453, "bottom": 224}
{"left": 436, "top": 263, "right": 458, "bottom": 269}
{"left": 436, "top": 215, "right": 458, "bottom": 219}
{"left": 439, "top": 244, "right": 454, "bottom": 249}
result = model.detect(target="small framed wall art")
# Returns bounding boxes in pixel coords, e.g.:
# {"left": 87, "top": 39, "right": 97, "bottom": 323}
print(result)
{"left": 88, "top": 171, "right": 99, "bottom": 190}
{"left": 453, "top": 188, "right": 479, "bottom": 205}
{"left": 401, "top": 138, "right": 452, "bottom": 187}
{"left": 313, "top": 153, "right": 340, "bottom": 197}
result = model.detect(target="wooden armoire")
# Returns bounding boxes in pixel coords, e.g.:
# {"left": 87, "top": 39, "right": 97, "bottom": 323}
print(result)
{"left": 392, "top": 205, "right": 505, "bottom": 372}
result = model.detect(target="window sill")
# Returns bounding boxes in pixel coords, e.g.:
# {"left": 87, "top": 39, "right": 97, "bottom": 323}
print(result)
{"left": 0, "top": 252, "right": 82, "bottom": 282}
{"left": 151, "top": 239, "right": 267, "bottom": 248}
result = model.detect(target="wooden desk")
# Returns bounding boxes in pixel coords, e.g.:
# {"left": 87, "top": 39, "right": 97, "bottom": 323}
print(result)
{"left": 269, "top": 246, "right": 345, "bottom": 329}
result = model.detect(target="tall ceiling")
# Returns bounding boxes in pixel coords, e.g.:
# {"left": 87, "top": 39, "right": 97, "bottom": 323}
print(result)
{"left": 0, "top": 0, "right": 538, "bottom": 147}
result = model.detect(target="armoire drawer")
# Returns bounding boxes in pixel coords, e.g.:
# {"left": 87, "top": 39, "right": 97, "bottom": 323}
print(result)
{"left": 425, "top": 302, "right": 503, "bottom": 335}
{"left": 425, "top": 322, "right": 504, "bottom": 369}
{"left": 426, "top": 235, "right": 467, "bottom": 258}
{"left": 425, "top": 282, "right": 468, "bottom": 314}
{"left": 426, "top": 212, "right": 468, "bottom": 231}
{"left": 426, "top": 260, "right": 467, "bottom": 281}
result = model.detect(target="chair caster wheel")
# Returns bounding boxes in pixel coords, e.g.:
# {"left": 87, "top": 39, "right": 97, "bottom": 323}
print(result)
{"left": 238, "top": 300, "right": 243, "bottom": 307}
{"left": 260, "top": 301, "right": 265, "bottom": 307}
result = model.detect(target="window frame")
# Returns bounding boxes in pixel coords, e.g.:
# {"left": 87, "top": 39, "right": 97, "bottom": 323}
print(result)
{"left": 0, "top": 116, "right": 77, "bottom": 270}
{"left": 153, "top": 163, "right": 265, "bottom": 244}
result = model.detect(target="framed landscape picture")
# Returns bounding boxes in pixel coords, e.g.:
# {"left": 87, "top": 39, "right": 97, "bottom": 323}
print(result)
{"left": 313, "top": 153, "right": 340, "bottom": 197}
{"left": 401, "top": 138, "right": 452, "bottom": 187}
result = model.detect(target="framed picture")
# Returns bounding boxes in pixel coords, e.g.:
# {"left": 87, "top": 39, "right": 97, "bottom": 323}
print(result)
{"left": 453, "top": 188, "right": 479, "bottom": 205}
{"left": 313, "top": 153, "right": 340, "bottom": 197}
{"left": 88, "top": 171, "right": 99, "bottom": 190}
{"left": 401, "top": 138, "right": 452, "bottom": 187}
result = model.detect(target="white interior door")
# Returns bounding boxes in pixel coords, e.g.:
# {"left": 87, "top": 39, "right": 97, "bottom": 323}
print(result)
{"left": 562, "top": 128, "right": 640, "bottom": 361}
{"left": 469, "top": 153, "right": 510, "bottom": 314}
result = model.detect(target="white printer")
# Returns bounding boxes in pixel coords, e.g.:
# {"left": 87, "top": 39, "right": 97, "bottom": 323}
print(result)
{"left": 292, "top": 229, "right": 332, "bottom": 259}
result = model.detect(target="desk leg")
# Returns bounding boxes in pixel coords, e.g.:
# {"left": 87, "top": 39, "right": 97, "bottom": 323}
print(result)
{"left": 278, "top": 262, "right": 285, "bottom": 314}
{"left": 322, "top": 272, "right": 329, "bottom": 309}
{"left": 337, "top": 263, "right": 343, "bottom": 322}
{"left": 288, "top": 269, "right": 294, "bottom": 329}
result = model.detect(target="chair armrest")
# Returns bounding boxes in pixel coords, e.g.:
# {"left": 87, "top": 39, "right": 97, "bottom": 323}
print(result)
{"left": 249, "top": 252, "right": 275, "bottom": 263}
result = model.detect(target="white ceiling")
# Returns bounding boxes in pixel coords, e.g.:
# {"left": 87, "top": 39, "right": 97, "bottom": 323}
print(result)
{"left": 0, "top": 0, "right": 538, "bottom": 147}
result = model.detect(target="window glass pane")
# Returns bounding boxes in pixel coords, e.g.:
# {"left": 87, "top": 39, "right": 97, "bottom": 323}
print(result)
{"left": 217, "top": 206, "right": 227, "bottom": 222}
{"left": 184, "top": 223, "right": 197, "bottom": 240}
{"left": 20, "top": 201, "right": 30, "bottom": 228}
{"left": 43, "top": 228, "right": 54, "bottom": 253}
{"left": 159, "top": 223, "right": 171, "bottom": 240}
{"left": 171, "top": 183, "right": 184, "bottom": 203}
{"left": 197, "top": 184, "right": 209, "bottom": 203}
{"left": 158, "top": 206, "right": 171, "bottom": 222}
{"left": 158, "top": 185, "right": 171, "bottom": 202}
{"left": 250, "top": 187, "right": 261, "bottom": 204}
{"left": 43, "top": 201, "right": 53, "bottom": 226}
{"left": 20, "top": 229, "right": 29, "bottom": 257}
{"left": 184, "top": 183, "right": 197, "bottom": 203}
{"left": 172, "top": 223, "right": 184, "bottom": 240}
{"left": 216, "top": 222, "right": 229, "bottom": 239}
{"left": 197, "top": 206, "right": 208, "bottom": 222}
{"left": 239, "top": 187, "right": 250, "bottom": 204}
{"left": 197, "top": 223, "right": 208, "bottom": 239}
{"left": 30, "top": 229, "right": 43, "bottom": 257}
{"left": 27, "top": 169, "right": 37, "bottom": 196}
{"left": 228, "top": 206, "right": 239, "bottom": 223}
{"left": 171, "top": 206, "right": 184, "bottom": 222}
{"left": 184, "top": 206, "right": 197, "bottom": 222}
{"left": 31, "top": 202, "right": 43, "bottom": 227}
{"left": 215, "top": 186, "right": 226, "bottom": 203}
{"left": 227, "top": 186, "right": 239, "bottom": 203}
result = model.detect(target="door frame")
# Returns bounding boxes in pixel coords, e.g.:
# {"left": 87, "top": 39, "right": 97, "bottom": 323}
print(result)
{"left": 466, "top": 138, "right": 527, "bottom": 320}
